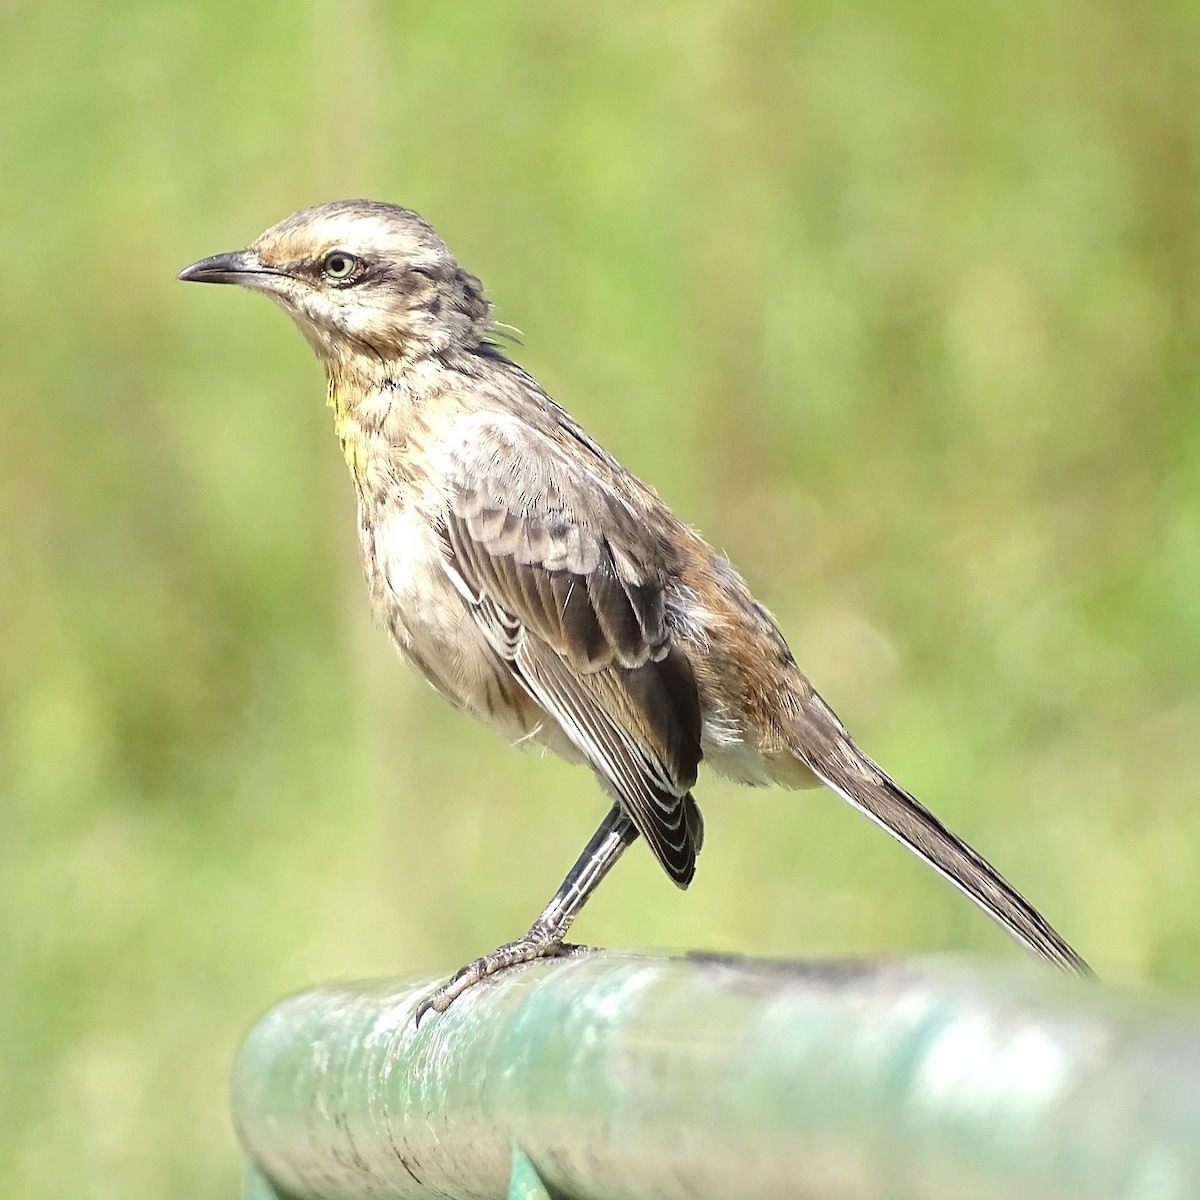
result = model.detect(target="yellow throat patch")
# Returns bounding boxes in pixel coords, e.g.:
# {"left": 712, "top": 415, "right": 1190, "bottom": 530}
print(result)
{"left": 327, "top": 380, "right": 369, "bottom": 484}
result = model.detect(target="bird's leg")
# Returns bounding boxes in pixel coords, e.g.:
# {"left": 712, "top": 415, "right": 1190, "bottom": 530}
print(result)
{"left": 415, "top": 804, "right": 637, "bottom": 1024}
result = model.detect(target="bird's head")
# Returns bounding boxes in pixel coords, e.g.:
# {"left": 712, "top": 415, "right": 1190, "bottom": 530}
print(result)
{"left": 178, "top": 200, "right": 492, "bottom": 376}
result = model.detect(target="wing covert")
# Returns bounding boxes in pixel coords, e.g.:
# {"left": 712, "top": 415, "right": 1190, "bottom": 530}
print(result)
{"left": 439, "top": 414, "right": 703, "bottom": 884}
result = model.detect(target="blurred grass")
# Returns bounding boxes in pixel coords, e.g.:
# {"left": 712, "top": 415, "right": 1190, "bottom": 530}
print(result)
{"left": 1, "top": 0, "right": 1198, "bottom": 1195}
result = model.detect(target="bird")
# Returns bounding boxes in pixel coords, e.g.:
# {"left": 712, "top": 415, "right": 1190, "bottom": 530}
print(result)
{"left": 179, "top": 199, "right": 1091, "bottom": 1019}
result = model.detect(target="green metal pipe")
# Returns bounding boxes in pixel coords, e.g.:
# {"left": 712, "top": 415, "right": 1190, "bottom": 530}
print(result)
{"left": 233, "top": 952, "right": 1200, "bottom": 1200}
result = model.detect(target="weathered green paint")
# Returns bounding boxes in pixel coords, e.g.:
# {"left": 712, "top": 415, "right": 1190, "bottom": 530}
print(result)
{"left": 241, "top": 1163, "right": 286, "bottom": 1200}
{"left": 233, "top": 952, "right": 1200, "bottom": 1200}
{"left": 507, "top": 1145, "right": 553, "bottom": 1200}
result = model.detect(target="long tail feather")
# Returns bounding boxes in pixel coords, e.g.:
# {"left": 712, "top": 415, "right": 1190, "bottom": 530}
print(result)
{"left": 795, "top": 708, "right": 1091, "bottom": 975}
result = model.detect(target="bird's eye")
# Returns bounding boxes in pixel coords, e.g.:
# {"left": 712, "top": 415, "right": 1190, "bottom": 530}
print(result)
{"left": 321, "top": 250, "right": 363, "bottom": 282}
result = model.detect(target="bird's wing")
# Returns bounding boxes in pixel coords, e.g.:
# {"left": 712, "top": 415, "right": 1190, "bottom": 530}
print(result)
{"left": 438, "top": 413, "right": 704, "bottom": 885}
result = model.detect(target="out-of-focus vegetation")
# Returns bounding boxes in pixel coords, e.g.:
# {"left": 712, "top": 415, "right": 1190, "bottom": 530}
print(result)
{"left": 1, "top": 2, "right": 1198, "bottom": 1195}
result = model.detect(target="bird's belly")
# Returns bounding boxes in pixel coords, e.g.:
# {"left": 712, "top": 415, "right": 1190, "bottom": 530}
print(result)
{"left": 361, "top": 501, "right": 543, "bottom": 744}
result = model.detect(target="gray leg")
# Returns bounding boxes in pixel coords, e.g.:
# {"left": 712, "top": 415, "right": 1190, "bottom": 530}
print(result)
{"left": 416, "top": 804, "right": 637, "bottom": 1024}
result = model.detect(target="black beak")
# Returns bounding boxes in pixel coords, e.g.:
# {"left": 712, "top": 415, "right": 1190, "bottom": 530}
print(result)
{"left": 177, "top": 249, "right": 276, "bottom": 285}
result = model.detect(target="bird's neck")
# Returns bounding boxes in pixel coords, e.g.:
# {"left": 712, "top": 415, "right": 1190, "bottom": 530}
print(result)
{"left": 323, "top": 356, "right": 444, "bottom": 488}
{"left": 327, "top": 377, "right": 374, "bottom": 485}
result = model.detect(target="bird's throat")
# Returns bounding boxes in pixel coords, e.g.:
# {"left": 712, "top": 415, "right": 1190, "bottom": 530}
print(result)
{"left": 327, "top": 379, "right": 370, "bottom": 484}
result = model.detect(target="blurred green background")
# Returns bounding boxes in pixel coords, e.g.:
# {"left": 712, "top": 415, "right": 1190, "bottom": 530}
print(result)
{"left": 2, "top": 0, "right": 1199, "bottom": 1195}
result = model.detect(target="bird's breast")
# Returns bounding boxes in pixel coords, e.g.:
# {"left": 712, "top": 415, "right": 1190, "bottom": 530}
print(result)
{"left": 357, "top": 493, "right": 541, "bottom": 745}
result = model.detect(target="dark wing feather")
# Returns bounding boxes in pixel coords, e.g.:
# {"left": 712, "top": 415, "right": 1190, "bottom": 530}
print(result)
{"left": 440, "top": 414, "right": 703, "bottom": 885}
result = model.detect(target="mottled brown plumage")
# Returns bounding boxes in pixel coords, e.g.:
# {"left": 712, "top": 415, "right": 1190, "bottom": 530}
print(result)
{"left": 180, "top": 200, "right": 1090, "bottom": 1017}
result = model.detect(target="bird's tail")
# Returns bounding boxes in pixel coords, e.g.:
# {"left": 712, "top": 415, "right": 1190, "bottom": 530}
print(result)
{"left": 792, "top": 701, "right": 1091, "bottom": 976}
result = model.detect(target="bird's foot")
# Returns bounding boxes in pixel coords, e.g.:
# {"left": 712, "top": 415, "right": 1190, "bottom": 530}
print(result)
{"left": 415, "top": 934, "right": 592, "bottom": 1026}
